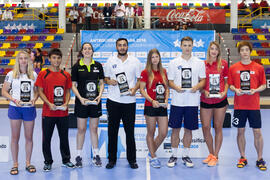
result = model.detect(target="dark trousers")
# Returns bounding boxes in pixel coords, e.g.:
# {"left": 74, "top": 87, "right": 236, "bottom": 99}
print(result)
{"left": 85, "top": 16, "right": 91, "bottom": 30}
{"left": 42, "top": 116, "right": 71, "bottom": 164}
{"left": 106, "top": 99, "right": 136, "bottom": 163}
{"left": 116, "top": 16, "right": 124, "bottom": 29}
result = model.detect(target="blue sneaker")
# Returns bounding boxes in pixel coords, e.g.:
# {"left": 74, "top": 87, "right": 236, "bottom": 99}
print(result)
{"left": 150, "top": 158, "right": 161, "bottom": 168}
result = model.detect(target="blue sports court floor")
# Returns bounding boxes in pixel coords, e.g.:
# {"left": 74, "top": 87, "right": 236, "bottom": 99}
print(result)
{"left": 0, "top": 109, "right": 269, "bottom": 180}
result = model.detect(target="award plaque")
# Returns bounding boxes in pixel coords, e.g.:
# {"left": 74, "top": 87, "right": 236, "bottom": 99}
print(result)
{"left": 85, "top": 80, "right": 98, "bottom": 101}
{"left": 240, "top": 70, "right": 251, "bottom": 94}
{"left": 54, "top": 86, "right": 64, "bottom": 106}
{"left": 209, "top": 74, "right": 221, "bottom": 98}
{"left": 156, "top": 83, "right": 166, "bottom": 107}
{"left": 116, "top": 72, "right": 130, "bottom": 96}
{"left": 20, "top": 81, "right": 32, "bottom": 106}
{"left": 181, "top": 68, "right": 192, "bottom": 89}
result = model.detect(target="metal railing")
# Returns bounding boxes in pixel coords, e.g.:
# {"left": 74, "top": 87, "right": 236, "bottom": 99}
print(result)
{"left": 238, "top": 7, "right": 270, "bottom": 29}
{"left": 12, "top": 7, "right": 59, "bottom": 28}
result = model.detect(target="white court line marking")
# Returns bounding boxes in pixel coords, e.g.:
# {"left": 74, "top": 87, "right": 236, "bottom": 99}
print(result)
{"left": 146, "top": 157, "right": 151, "bottom": 180}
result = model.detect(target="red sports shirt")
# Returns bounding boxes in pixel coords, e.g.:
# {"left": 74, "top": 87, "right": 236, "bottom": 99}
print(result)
{"left": 35, "top": 69, "right": 72, "bottom": 117}
{"left": 228, "top": 61, "right": 266, "bottom": 110}
{"left": 201, "top": 60, "right": 228, "bottom": 104}
{"left": 140, "top": 69, "right": 167, "bottom": 107}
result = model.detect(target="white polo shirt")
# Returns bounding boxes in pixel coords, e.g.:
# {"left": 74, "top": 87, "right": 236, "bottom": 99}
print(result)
{"left": 5, "top": 71, "right": 37, "bottom": 106}
{"left": 104, "top": 55, "right": 142, "bottom": 104}
{"left": 168, "top": 56, "right": 206, "bottom": 107}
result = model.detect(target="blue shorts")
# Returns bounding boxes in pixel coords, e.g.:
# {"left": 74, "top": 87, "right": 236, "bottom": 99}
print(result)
{"left": 8, "top": 105, "right": 36, "bottom": 121}
{"left": 232, "top": 110, "right": 261, "bottom": 128}
{"left": 169, "top": 105, "right": 198, "bottom": 130}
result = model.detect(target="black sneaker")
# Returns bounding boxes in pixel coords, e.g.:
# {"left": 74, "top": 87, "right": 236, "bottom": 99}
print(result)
{"left": 75, "top": 156, "right": 82, "bottom": 168}
{"left": 167, "top": 156, "right": 177, "bottom": 168}
{"left": 62, "top": 162, "right": 75, "bottom": 168}
{"left": 182, "top": 156, "right": 194, "bottom": 168}
{"left": 106, "top": 161, "right": 116, "bottom": 169}
{"left": 129, "top": 162, "right": 139, "bottom": 169}
{"left": 256, "top": 158, "right": 267, "bottom": 171}
{"left": 43, "top": 163, "right": 52, "bottom": 172}
{"left": 92, "top": 155, "right": 102, "bottom": 167}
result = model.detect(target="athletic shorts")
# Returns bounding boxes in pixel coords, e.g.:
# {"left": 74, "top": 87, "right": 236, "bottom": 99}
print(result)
{"left": 169, "top": 105, "right": 198, "bottom": 130}
{"left": 232, "top": 110, "right": 261, "bottom": 128}
{"left": 144, "top": 106, "right": 168, "bottom": 117}
{"left": 200, "top": 99, "right": 229, "bottom": 109}
{"left": 8, "top": 105, "right": 36, "bottom": 121}
{"left": 75, "top": 101, "right": 102, "bottom": 118}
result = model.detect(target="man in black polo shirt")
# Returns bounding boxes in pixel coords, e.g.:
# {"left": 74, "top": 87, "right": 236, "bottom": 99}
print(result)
{"left": 71, "top": 43, "right": 105, "bottom": 167}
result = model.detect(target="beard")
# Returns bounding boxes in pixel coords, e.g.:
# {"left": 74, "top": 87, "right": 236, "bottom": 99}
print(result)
{"left": 117, "top": 49, "right": 128, "bottom": 56}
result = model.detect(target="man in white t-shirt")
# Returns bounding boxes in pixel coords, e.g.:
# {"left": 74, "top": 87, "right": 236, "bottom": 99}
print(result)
{"left": 167, "top": 36, "right": 206, "bottom": 168}
{"left": 82, "top": 3, "right": 93, "bottom": 30}
{"left": 114, "top": 1, "right": 125, "bottom": 29}
{"left": 125, "top": 4, "right": 134, "bottom": 29}
{"left": 104, "top": 38, "right": 141, "bottom": 169}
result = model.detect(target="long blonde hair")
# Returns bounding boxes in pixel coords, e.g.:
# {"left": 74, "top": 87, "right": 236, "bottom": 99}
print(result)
{"left": 13, "top": 51, "right": 35, "bottom": 80}
{"left": 145, "top": 48, "right": 167, "bottom": 88}
{"left": 206, "top": 41, "right": 222, "bottom": 72}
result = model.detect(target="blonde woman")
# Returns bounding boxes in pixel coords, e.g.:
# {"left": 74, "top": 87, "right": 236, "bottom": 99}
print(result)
{"left": 200, "top": 42, "right": 229, "bottom": 167}
{"left": 2, "top": 51, "right": 38, "bottom": 175}
{"left": 140, "top": 48, "right": 169, "bottom": 168}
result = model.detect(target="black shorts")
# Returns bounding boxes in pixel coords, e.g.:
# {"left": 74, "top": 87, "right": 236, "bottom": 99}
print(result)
{"left": 232, "top": 110, "right": 261, "bottom": 128}
{"left": 71, "top": 19, "right": 77, "bottom": 24}
{"left": 74, "top": 99, "right": 102, "bottom": 118}
{"left": 144, "top": 106, "right": 168, "bottom": 117}
{"left": 200, "top": 99, "right": 228, "bottom": 109}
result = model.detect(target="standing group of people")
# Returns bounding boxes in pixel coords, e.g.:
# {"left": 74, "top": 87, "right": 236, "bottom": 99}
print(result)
{"left": 3, "top": 36, "right": 267, "bottom": 175}
{"left": 104, "top": 1, "right": 144, "bottom": 29}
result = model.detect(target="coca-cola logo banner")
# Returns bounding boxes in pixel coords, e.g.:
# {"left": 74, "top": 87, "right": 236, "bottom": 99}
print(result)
{"left": 152, "top": 9, "right": 226, "bottom": 24}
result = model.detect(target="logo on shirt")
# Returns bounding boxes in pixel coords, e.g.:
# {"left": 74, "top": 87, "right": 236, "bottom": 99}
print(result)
{"left": 78, "top": 69, "right": 85, "bottom": 72}
{"left": 112, "top": 64, "right": 117, "bottom": 69}
{"left": 250, "top": 71, "right": 255, "bottom": 74}
{"left": 177, "top": 65, "right": 182, "bottom": 70}
{"left": 93, "top": 67, "right": 99, "bottom": 73}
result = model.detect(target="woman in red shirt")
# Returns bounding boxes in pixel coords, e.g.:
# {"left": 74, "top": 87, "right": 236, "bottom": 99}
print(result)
{"left": 140, "top": 48, "right": 169, "bottom": 168}
{"left": 200, "top": 42, "right": 229, "bottom": 167}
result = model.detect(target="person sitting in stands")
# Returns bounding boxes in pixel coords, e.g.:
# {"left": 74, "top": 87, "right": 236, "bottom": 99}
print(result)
{"left": 251, "top": 0, "right": 260, "bottom": 16}
{"left": 2, "top": 7, "right": 13, "bottom": 20}
{"left": 260, "top": 0, "right": 269, "bottom": 15}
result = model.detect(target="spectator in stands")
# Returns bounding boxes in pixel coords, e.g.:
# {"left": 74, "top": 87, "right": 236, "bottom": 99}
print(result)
{"left": 103, "top": 3, "right": 113, "bottom": 28}
{"left": 134, "top": 4, "right": 144, "bottom": 29}
{"left": 18, "top": 0, "right": 27, "bottom": 14}
{"left": 126, "top": 4, "right": 134, "bottom": 29}
{"left": 0, "top": 9, "right": 2, "bottom": 20}
{"left": 260, "top": 0, "right": 269, "bottom": 15}
{"left": 26, "top": 48, "right": 35, "bottom": 62}
{"left": 114, "top": 1, "right": 125, "bottom": 29}
{"left": 34, "top": 48, "right": 44, "bottom": 70}
{"left": 39, "top": 4, "right": 48, "bottom": 20}
{"left": 82, "top": 3, "right": 93, "bottom": 30}
{"left": 2, "top": 7, "right": 13, "bottom": 21}
{"left": 251, "top": 0, "right": 260, "bottom": 16}
{"left": 173, "top": 24, "right": 180, "bottom": 31}
{"left": 69, "top": 7, "right": 79, "bottom": 33}
{"left": 238, "top": 0, "right": 247, "bottom": 9}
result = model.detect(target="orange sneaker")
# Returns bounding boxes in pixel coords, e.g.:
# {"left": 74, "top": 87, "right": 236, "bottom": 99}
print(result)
{"left": 203, "top": 154, "right": 214, "bottom": 164}
{"left": 237, "top": 157, "right": 248, "bottom": 168}
{"left": 208, "top": 156, "right": 218, "bottom": 167}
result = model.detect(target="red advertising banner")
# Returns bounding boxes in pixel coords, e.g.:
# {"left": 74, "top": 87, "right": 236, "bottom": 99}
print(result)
{"left": 82, "top": 8, "right": 226, "bottom": 24}
{"left": 151, "top": 9, "right": 226, "bottom": 24}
